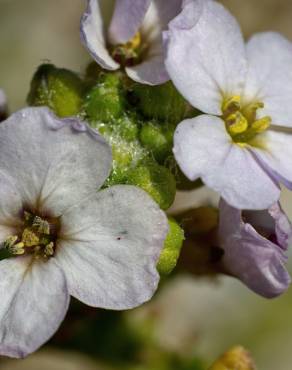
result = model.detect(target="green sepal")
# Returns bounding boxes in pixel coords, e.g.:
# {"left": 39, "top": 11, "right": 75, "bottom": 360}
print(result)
{"left": 27, "top": 63, "right": 84, "bottom": 117}
{"left": 126, "top": 160, "right": 176, "bottom": 210}
{"left": 157, "top": 217, "right": 184, "bottom": 276}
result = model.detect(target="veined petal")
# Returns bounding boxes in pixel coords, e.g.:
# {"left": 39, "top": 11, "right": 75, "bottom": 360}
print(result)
{"left": 126, "top": 0, "right": 182, "bottom": 85}
{"left": 0, "top": 172, "right": 23, "bottom": 242}
{"left": 269, "top": 203, "right": 292, "bottom": 250}
{"left": 126, "top": 52, "right": 169, "bottom": 85}
{"left": 173, "top": 115, "right": 280, "bottom": 209}
{"left": 219, "top": 200, "right": 290, "bottom": 298}
{"left": 0, "top": 107, "right": 112, "bottom": 216}
{"left": 164, "top": 0, "right": 247, "bottom": 115}
{"left": 80, "top": 0, "right": 119, "bottom": 70}
{"left": 56, "top": 185, "right": 168, "bottom": 310}
{"left": 251, "top": 130, "right": 292, "bottom": 191}
{"left": 108, "top": 0, "right": 151, "bottom": 44}
{"left": 0, "top": 257, "right": 69, "bottom": 358}
{"left": 243, "top": 32, "right": 292, "bottom": 127}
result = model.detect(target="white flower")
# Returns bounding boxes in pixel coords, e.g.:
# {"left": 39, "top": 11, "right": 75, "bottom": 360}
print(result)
{"left": 0, "top": 107, "right": 168, "bottom": 358}
{"left": 164, "top": 0, "right": 292, "bottom": 209}
{"left": 80, "top": 0, "right": 182, "bottom": 85}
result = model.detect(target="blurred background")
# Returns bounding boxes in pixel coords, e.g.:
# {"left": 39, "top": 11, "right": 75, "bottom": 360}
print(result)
{"left": 1, "top": 0, "right": 292, "bottom": 369}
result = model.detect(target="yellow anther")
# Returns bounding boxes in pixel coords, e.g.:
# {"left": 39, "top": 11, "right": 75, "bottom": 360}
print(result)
{"left": 9, "top": 242, "right": 25, "bottom": 255}
{"left": 243, "top": 101, "right": 264, "bottom": 122}
{"left": 251, "top": 116, "right": 271, "bottom": 133}
{"left": 3, "top": 235, "right": 18, "bottom": 249}
{"left": 32, "top": 216, "right": 50, "bottom": 235}
{"left": 226, "top": 112, "right": 248, "bottom": 135}
{"left": 44, "top": 242, "right": 54, "bottom": 257}
{"left": 209, "top": 346, "right": 256, "bottom": 370}
{"left": 22, "top": 228, "right": 40, "bottom": 247}
{"left": 126, "top": 32, "right": 141, "bottom": 51}
{"left": 222, "top": 96, "right": 241, "bottom": 116}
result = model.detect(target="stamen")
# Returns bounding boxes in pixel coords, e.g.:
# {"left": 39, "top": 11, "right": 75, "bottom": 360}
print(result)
{"left": 226, "top": 112, "right": 248, "bottom": 135}
{"left": 222, "top": 95, "right": 241, "bottom": 117}
{"left": 251, "top": 116, "right": 271, "bottom": 133}
{"left": 8, "top": 242, "right": 25, "bottom": 255}
{"left": 111, "top": 31, "right": 146, "bottom": 67}
{"left": 32, "top": 216, "right": 50, "bottom": 235}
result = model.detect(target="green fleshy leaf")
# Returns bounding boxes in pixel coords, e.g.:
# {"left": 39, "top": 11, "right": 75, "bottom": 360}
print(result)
{"left": 157, "top": 217, "right": 184, "bottom": 275}
{"left": 126, "top": 161, "right": 176, "bottom": 210}
{"left": 27, "top": 63, "right": 84, "bottom": 117}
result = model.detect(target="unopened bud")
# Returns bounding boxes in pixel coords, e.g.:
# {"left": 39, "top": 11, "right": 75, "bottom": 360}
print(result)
{"left": 209, "top": 346, "right": 256, "bottom": 370}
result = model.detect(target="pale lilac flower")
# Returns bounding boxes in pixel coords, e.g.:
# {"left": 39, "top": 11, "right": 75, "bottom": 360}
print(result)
{"left": 0, "top": 107, "right": 168, "bottom": 358}
{"left": 164, "top": 0, "right": 292, "bottom": 209}
{"left": 80, "top": 0, "right": 182, "bottom": 85}
{"left": 218, "top": 199, "right": 291, "bottom": 298}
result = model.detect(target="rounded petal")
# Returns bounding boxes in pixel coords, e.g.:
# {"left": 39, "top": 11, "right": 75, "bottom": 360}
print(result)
{"left": 164, "top": 0, "right": 247, "bottom": 114}
{"left": 0, "top": 257, "right": 69, "bottom": 358}
{"left": 243, "top": 32, "right": 292, "bottom": 127}
{"left": 125, "top": 0, "right": 182, "bottom": 85}
{"left": 80, "top": 0, "right": 119, "bottom": 70}
{"left": 269, "top": 203, "right": 292, "bottom": 250}
{"left": 126, "top": 53, "right": 169, "bottom": 85}
{"left": 251, "top": 130, "right": 292, "bottom": 191}
{"left": 108, "top": 0, "right": 151, "bottom": 44}
{"left": 56, "top": 185, "right": 168, "bottom": 310}
{"left": 173, "top": 115, "right": 280, "bottom": 209}
{"left": 0, "top": 107, "right": 112, "bottom": 216}
{"left": 0, "top": 172, "right": 23, "bottom": 241}
{"left": 220, "top": 218, "right": 290, "bottom": 298}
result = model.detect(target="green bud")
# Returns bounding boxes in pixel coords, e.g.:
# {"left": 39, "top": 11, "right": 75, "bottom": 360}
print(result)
{"left": 84, "top": 72, "right": 126, "bottom": 122}
{"left": 131, "top": 81, "right": 190, "bottom": 123}
{"left": 139, "top": 121, "right": 174, "bottom": 163}
{"left": 126, "top": 161, "right": 176, "bottom": 210}
{"left": 157, "top": 217, "right": 184, "bottom": 275}
{"left": 209, "top": 346, "right": 256, "bottom": 370}
{"left": 27, "top": 64, "right": 84, "bottom": 118}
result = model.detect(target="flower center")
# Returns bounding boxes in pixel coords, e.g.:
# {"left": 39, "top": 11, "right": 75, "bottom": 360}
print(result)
{"left": 3, "top": 212, "right": 60, "bottom": 259}
{"left": 222, "top": 96, "right": 271, "bottom": 144}
{"left": 110, "top": 31, "right": 148, "bottom": 67}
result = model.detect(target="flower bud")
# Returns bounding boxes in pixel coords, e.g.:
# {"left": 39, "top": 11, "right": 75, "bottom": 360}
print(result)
{"left": 84, "top": 72, "right": 126, "bottom": 122}
{"left": 27, "top": 64, "right": 84, "bottom": 118}
{"left": 209, "top": 346, "right": 256, "bottom": 370}
{"left": 126, "top": 160, "right": 176, "bottom": 210}
{"left": 131, "top": 81, "right": 191, "bottom": 123}
{"left": 157, "top": 217, "right": 184, "bottom": 275}
{"left": 139, "top": 120, "right": 175, "bottom": 163}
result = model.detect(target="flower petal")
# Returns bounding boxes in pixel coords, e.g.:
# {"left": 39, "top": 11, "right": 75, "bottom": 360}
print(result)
{"left": 173, "top": 115, "right": 280, "bottom": 209}
{"left": 56, "top": 185, "right": 168, "bottom": 309}
{"left": 164, "top": 0, "right": 247, "bottom": 114}
{"left": 0, "top": 107, "right": 112, "bottom": 216}
{"left": 0, "top": 257, "right": 69, "bottom": 358}
{"left": 243, "top": 32, "right": 292, "bottom": 127}
{"left": 125, "top": 0, "right": 182, "bottom": 85}
{"left": 219, "top": 200, "right": 290, "bottom": 298}
{"left": 269, "top": 203, "right": 292, "bottom": 250}
{"left": 80, "top": 0, "right": 119, "bottom": 70}
{"left": 108, "top": 0, "right": 151, "bottom": 44}
{"left": 251, "top": 130, "right": 292, "bottom": 191}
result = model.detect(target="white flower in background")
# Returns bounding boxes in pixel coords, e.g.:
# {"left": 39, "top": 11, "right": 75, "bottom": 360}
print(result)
{"left": 164, "top": 0, "right": 292, "bottom": 209}
{"left": 80, "top": 0, "right": 182, "bottom": 85}
{"left": 0, "top": 107, "right": 168, "bottom": 358}
{"left": 218, "top": 199, "right": 291, "bottom": 298}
